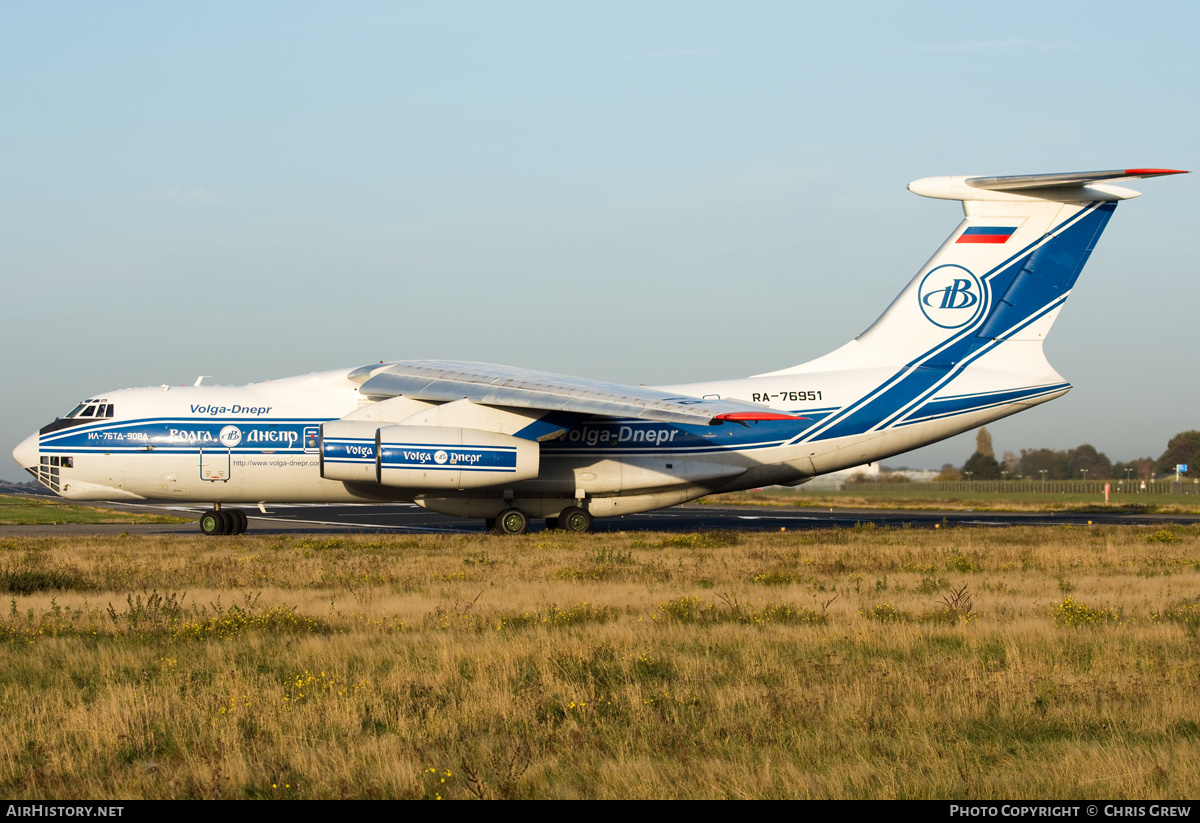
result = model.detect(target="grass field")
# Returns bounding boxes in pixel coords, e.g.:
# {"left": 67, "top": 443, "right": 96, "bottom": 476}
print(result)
{"left": 2, "top": 525, "right": 1199, "bottom": 799}
{"left": 0, "top": 494, "right": 188, "bottom": 526}
{"left": 703, "top": 486, "right": 1200, "bottom": 515}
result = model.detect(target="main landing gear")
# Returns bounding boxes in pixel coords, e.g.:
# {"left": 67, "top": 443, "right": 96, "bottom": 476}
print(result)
{"left": 492, "top": 508, "right": 529, "bottom": 535}
{"left": 198, "top": 507, "right": 248, "bottom": 536}
{"left": 487, "top": 506, "right": 594, "bottom": 535}
{"left": 557, "top": 506, "right": 593, "bottom": 533}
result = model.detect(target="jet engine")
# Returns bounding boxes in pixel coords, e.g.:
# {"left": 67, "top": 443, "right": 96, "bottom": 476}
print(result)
{"left": 319, "top": 420, "right": 381, "bottom": 483}
{"left": 319, "top": 420, "right": 539, "bottom": 490}
{"left": 375, "top": 425, "right": 539, "bottom": 489}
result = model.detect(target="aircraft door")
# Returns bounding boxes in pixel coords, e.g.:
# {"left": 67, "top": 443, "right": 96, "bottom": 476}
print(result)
{"left": 199, "top": 447, "right": 230, "bottom": 482}
{"left": 199, "top": 425, "right": 242, "bottom": 483}
{"left": 121, "top": 461, "right": 147, "bottom": 495}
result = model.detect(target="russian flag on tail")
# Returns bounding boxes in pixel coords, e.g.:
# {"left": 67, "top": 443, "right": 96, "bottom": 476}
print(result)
{"left": 957, "top": 226, "right": 1017, "bottom": 244}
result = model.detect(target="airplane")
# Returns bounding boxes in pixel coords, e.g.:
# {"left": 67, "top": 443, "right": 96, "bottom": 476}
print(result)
{"left": 11, "top": 167, "right": 1187, "bottom": 535}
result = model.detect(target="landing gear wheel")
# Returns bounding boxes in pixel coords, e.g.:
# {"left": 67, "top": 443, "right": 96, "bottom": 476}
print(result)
{"left": 484, "top": 518, "right": 496, "bottom": 532}
{"left": 495, "top": 508, "right": 529, "bottom": 535}
{"left": 544, "top": 517, "right": 559, "bottom": 530}
{"left": 199, "top": 509, "right": 226, "bottom": 536}
{"left": 230, "top": 509, "right": 248, "bottom": 535}
{"left": 559, "top": 506, "right": 593, "bottom": 533}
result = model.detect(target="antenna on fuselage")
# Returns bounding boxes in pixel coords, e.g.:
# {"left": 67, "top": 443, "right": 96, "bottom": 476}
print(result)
{"left": 194, "top": 376, "right": 210, "bottom": 387}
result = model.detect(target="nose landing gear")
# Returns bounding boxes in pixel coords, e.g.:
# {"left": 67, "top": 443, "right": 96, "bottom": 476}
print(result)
{"left": 199, "top": 507, "right": 248, "bottom": 536}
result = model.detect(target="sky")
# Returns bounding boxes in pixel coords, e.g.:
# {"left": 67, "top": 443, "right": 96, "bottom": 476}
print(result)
{"left": 2, "top": 0, "right": 1197, "bottom": 481}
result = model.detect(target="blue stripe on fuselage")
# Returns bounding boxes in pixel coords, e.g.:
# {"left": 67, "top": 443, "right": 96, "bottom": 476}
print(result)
{"left": 897, "top": 383, "right": 1070, "bottom": 425}
{"left": 38, "top": 417, "right": 326, "bottom": 453}
{"left": 541, "top": 412, "right": 832, "bottom": 455}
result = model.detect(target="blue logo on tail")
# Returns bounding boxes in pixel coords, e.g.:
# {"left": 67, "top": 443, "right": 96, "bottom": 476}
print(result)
{"left": 918, "top": 265, "right": 986, "bottom": 329}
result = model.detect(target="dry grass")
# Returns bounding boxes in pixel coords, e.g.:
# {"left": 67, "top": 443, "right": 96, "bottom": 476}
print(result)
{"left": 1, "top": 525, "right": 1200, "bottom": 798}
{"left": 703, "top": 488, "right": 1200, "bottom": 514}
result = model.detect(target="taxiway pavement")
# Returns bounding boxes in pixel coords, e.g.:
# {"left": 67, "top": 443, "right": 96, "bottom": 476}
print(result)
{"left": 4, "top": 498, "right": 1199, "bottom": 537}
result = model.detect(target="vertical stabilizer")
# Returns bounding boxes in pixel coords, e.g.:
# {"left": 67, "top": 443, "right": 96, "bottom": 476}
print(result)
{"left": 762, "top": 168, "right": 1185, "bottom": 376}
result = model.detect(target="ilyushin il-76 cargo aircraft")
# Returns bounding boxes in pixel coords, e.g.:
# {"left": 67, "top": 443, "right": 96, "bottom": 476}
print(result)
{"left": 12, "top": 168, "right": 1186, "bottom": 535}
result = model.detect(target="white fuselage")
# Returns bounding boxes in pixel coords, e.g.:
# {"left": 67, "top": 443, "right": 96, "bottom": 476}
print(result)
{"left": 16, "top": 359, "right": 1063, "bottom": 520}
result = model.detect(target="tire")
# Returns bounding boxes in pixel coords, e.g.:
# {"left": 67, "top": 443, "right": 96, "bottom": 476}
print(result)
{"left": 495, "top": 508, "right": 528, "bottom": 535}
{"left": 199, "top": 510, "right": 225, "bottom": 536}
{"left": 484, "top": 518, "right": 496, "bottom": 532}
{"left": 231, "top": 509, "right": 248, "bottom": 534}
{"left": 544, "top": 517, "right": 559, "bottom": 530}
{"left": 559, "top": 506, "right": 593, "bottom": 533}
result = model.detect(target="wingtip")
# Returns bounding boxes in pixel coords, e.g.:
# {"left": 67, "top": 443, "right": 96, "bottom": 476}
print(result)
{"left": 1124, "top": 168, "right": 1189, "bottom": 176}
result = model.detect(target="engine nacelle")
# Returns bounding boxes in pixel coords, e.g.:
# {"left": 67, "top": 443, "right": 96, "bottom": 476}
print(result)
{"left": 320, "top": 420, "right": 381, "bottom": 483}
{"left": 376, "top": 425, "right": 539, "bottom": 490}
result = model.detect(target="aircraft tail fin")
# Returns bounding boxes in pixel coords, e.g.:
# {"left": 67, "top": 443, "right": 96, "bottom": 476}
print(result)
{"left": 761, "top": 168, "right": 1186, "bottom": 376}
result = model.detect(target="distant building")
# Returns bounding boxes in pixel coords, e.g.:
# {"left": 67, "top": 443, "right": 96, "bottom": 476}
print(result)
{"left": 885, "top": 468, "right": 939, "bottom": 482}
{"left": 802, "top": 463, "right": 878, "bottom": 490}
{"left": 800, "top": 463, "right": 937, "bottom": 490}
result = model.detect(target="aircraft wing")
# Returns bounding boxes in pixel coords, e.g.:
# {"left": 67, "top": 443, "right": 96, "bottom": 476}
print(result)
{"left": 350, "top": 360, "right": 799, "bottom": 426}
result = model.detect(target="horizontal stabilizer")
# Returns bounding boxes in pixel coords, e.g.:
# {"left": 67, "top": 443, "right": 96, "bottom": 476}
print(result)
{"left": 965, "top": 168, "right": 1187, "bottom": 191}
{"left": 909, "top": 168, "right": 1187, "bottom": 202}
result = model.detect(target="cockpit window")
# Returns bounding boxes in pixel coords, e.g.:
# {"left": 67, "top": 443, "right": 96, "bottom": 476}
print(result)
{"left": 65, "top": 400, "right": 113, "bottom": 419}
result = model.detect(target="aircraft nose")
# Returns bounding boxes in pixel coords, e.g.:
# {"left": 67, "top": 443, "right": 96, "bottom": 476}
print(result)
{"left": 12, "top": 432, "right": 39, "bottom": 471}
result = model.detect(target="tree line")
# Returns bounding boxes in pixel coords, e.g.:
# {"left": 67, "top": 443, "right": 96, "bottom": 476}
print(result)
{"left": 935, "top": 429, "right": 1200, "bottom": 481}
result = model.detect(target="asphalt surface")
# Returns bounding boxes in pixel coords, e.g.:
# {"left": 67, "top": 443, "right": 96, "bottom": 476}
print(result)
{"left": 4, "top": 493, "right": 1200, "bottom": 537}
